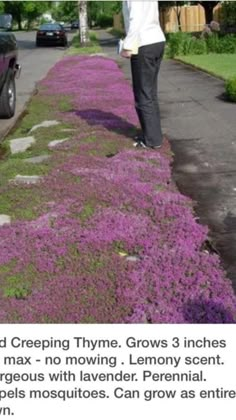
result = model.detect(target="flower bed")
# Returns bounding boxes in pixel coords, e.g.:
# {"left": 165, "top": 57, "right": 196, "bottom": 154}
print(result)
{"left": 0, "top": 55, "right": 235, "bottom": 323}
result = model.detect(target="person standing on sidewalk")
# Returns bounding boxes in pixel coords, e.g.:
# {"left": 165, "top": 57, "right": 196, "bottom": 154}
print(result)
{"left": 121, "top": 1, "right": 165, "bottom": 149}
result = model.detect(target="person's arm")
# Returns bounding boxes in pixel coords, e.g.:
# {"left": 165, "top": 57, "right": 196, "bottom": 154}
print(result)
{"left": 122, "top": 1, "right": 143, "bottom": 57}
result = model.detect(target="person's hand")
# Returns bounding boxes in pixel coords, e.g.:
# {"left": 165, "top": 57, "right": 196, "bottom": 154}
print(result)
{"left": 121, "top": 49, "right": 132, "bottom": 58}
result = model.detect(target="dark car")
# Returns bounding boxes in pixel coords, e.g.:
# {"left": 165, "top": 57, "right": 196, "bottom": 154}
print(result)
{"left": 0, "top": 14, "right": 21, "bottom": 118}
{"left": 36, "top": 23, "right": 68, "bottom": 47}
{"left": 61, "top": 22, "right": 71, "bottom": 32}
{"left": 71, "top": 21, "right": 80, "bottom": 30}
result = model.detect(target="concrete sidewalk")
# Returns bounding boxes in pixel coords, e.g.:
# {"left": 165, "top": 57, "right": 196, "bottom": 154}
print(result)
{"left": 97, "top": 30, "right": 236, "bottom": 291}
{"left": 160, "top": 60, "right": 236, "bottom": 292}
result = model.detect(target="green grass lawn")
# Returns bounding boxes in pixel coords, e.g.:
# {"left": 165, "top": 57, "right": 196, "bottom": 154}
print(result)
{"left": 176, "top": 54, "right": 236, "bottom": 80}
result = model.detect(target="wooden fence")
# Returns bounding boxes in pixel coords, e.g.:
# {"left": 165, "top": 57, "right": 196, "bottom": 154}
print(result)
{"left": 114, "top": 3, "right": 223, "bottom": 33}
{"left": 160, "top": 3, "right": 222, "bottom": 32}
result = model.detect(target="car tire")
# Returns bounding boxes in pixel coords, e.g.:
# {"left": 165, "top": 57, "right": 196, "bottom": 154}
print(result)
{"left": 0, "top": 68, "right": 16, "bottom": 119}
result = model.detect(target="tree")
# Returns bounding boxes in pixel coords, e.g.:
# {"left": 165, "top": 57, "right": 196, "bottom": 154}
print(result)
{"left": 197, "top": 1, "right": 220, "bottom": 24}
{"left": 79, "top": 1, "right": 89, "bottom": 45}
{"left": 51, "top": 1, "right": 78, "bottom": 23}
{"left": 3, "top": 1, "right": 24, "bottom": 30}
{"left": 221, "top": 1, "right": 236, "bottom": 27}
{"left": 173, "top": 2, "right": 186, "bottom": 31}
{"left": 87, "top": 1, "right": 121, "bottom": 27}
{"left": 23, "top": 2, "right": 52, "bottom": 29}
{"left": 53, "top": 0, "right": 89, "bottom": 45}
{"left": 87, "top": 1, "right": 100, "bottom": 26}
{"left": 3, "top": 1, "right": 52, "bottom": 30}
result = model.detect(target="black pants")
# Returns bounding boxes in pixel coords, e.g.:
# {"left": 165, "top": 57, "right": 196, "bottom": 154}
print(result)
{"left": 131, "top": 42, "right": 165, "bottom": 147}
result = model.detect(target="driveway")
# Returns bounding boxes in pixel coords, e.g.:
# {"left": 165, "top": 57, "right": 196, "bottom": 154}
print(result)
{"left": 159, "top": 59, "right": 236, "bottom": 289}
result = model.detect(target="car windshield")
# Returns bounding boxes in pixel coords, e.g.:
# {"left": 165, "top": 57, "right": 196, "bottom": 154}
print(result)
{"left": 39, "top": 24, "right": 62, "bottom": 31}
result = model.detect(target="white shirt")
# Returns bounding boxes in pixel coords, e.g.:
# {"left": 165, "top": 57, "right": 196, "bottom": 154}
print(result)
{"left": 122, "top": 1, "right": 165, "bottom": 51}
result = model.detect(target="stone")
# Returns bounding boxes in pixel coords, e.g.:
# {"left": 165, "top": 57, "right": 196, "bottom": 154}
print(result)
{"left": 24, "top": 155, "right": 50, "bottom": 164}
{"left": 30, "top": 120, "right": 60, "bottom": 133}
{"left": 126, "top": 255, "right": 141, "bottom": 262}
{"left": 13, "top": 175, "right": 42, "bottom": 184}
{"left": 10, "top": 136, "right": 36, "bottom": 154}
{"left": 48, "top": 138, "right": 69, "bottom": 148}
{"left": 178, "top": 163, "right": 198, "bottom": 174}
{"left": 90, "top": 53, "right": 108, "bottom": 57}
{"left": 0, "top": 215, "right": 11, "bottom": 226}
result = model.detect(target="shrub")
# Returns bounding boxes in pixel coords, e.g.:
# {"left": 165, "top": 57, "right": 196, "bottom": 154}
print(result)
{"left": 221, "top": 1, "right": 236, "bottom": 27}
{"left": 181, "top": 35, "right": 194, "bottom": 55}
{"left": 167, "top": 31, "right": 236, "bottom": 57}
{"left": 167, "top": 32, "right": 192, "bottom": 58}
{"left": 166, "top": 32, "right": 208, "bottom": 57}
{"left": 89, "top": 31, "right": 98, "bottom": 43}
{"left": 97, "top": 14, "right": 113, "bottom": 28}
{"left": 217, "top": 35, "right": 236, "bottom": 53}
{"left": 225, "top": 77, "right": 236, "bottom": 102}
{"left": 206, "top": 33, "right": 221, "bottom": 53}
{"left": 190, "top": 37, "right": 207, "bottom": 55}
{"left": 206, "top": 33, "right": 236, "bottom": 53}
{"left": 39, "top": 17, "right": 52, "bottom": 25}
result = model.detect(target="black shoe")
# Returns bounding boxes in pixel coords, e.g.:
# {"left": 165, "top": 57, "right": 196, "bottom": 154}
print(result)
{"left": 134, "top": 134, "right": 162, "bottom": 150}
{"left": 134, "top": 134, "right": 144, "bottom": 142}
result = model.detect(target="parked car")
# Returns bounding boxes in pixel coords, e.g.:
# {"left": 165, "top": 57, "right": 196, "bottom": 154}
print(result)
{"left": 71, "top": 21, "right": 80, "bottom": 30}
{"left": 36, "top": 23, "right": 68, "bottom": 47}
{"left": 0, "top": 13, "right": 12, "bottom": 31}
{"left": 61, "top": 22, "right": 72, "bottom": 32}
{"left": 0, "top": 14, "right": 21, "bottom": 118}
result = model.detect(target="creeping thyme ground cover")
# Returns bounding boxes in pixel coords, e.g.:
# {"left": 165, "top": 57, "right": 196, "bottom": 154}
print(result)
{"left": 0, "top": 55, "right": 236, "bottom": 323}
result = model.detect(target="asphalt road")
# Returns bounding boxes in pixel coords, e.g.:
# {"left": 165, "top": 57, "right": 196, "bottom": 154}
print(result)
{"left": 0, "top": 30, "right": 73, "bottom": 142}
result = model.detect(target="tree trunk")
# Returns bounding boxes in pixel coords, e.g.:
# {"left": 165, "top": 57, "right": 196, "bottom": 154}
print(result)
{"left": 199, "top": 1, "right": 218, "bottom": 24}
{"left": 203, "top": 4, "right": 214, "bottom": 24}
{"left": 176, "top": 6, "right": 182, "bottom": 31}
{"left": 17, "top": 16, "right": 22, "bottom": 31}
{"left": 78, "top": 1, "right": 89, "bottom": 45}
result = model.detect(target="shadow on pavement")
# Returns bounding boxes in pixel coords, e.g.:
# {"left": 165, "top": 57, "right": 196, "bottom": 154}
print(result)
{"left": 216, "top": 92, "right": 236, "bottom": 104}
{"left": 16, "top": 39, "right": 68, "bottom": 51}
{"left": 15, "top": 39, "right": 36, "bottom": 49}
